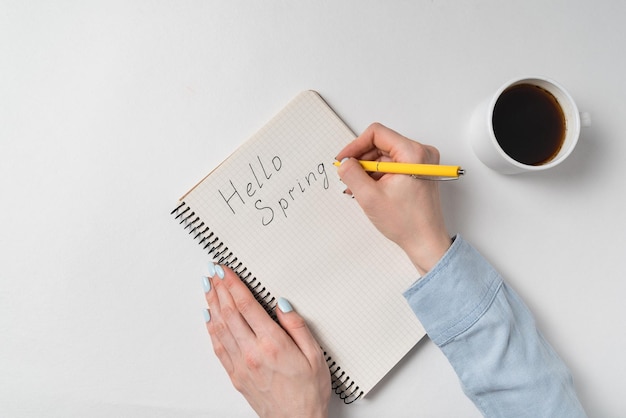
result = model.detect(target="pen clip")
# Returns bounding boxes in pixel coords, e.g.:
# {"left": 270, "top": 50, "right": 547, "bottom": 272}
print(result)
{"left": 410, "top": 168, "right": 465, "bottom": 181}
{"left": 410, "top": 175, "right": 459, "bottom": 181}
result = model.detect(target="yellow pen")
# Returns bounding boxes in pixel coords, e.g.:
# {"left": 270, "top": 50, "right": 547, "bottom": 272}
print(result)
{"left": 333, "top": 160, "right": 465, "bottom": 179}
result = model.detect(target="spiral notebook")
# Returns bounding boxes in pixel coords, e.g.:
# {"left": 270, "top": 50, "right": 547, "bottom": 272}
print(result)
{"left": 171, "top": 90, "right": 425, "bottom": 403}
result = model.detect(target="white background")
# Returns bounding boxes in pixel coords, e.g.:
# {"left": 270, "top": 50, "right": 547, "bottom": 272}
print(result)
{"left": 1, "top": 1, "right": 625, "bottom": 417}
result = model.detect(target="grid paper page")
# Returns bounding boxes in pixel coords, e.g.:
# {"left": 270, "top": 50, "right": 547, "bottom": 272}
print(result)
{"left": 181, "top": 91, "right": 425, "bottom": 397}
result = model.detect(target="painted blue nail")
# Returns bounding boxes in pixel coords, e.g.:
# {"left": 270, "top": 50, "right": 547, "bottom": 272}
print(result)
{"left": 202, "top": 309, "right": 211, "bottom": 323}
{"left": 207, "top": 262, "right": 216, "bottom": 277}
{"left": 202, "top": 276, "right": 211, "bottom": 293}
{"left": 277, "top": 297, "right": 293, "bottom": 313}
{"left": 215, "top": 264, "right": 225, "bottom": 280}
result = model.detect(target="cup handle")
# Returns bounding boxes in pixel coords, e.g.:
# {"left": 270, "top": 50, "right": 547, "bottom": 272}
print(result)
{"left": 580, "top": 111, "right": 592, "bottom": 127}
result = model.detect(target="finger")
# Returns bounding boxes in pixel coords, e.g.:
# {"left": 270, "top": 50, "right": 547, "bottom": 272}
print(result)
{"left": 205, "top": 266, "right": 253, "bottom": 367}
{"left": 336, "top": 157, "right": 380, "bottom": 203}
{"left": 220, "top": 264, "right": 281, "bottom": 338}
{"left": 336, "top": 123, "right": 405, "bottom": 161}
{"left": 275, "top": 297, "right": 325, "bottom": 366}
{"left": 206, "top": 317, "right": 234, "bottom": 374}
{"left": 203, "top": 261, "right": 222, "bottom": 307}
{"left": 203, "top": 274, "right": 236, "bottom": 373}
{"left": 212, "top": 265, "right": 258, "bottom": 344}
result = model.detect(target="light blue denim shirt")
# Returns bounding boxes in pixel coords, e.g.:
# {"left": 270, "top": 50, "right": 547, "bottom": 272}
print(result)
{"left": 403, "top": 235, "right": 587, "bottom": 418}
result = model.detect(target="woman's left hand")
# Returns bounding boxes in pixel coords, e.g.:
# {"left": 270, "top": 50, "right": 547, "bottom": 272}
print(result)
{"left": 203, "top": 264, "right": 331, "bottom": 418}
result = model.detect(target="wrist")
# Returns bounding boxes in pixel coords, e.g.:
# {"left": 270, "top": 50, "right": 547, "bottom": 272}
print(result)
{"left": 403, "top": 232, "right": 452, "bottom": 276}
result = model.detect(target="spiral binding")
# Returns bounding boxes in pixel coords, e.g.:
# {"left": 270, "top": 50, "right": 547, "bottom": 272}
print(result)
{"left": 326, "top": 352, "right": 364, "bottom": 403}
{"left": 171, "top": 201, "right": 363, "bottom": 404}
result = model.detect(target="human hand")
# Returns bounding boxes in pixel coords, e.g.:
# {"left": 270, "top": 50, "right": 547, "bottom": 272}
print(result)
{"left": 202, "top": 264, "right": 330, "bottom": 418}
{"left": 335, "top": 123, "right": 451, "bottom": 275}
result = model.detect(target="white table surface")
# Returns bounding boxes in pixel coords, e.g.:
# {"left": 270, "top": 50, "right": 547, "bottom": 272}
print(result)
{"left": 2, "top": 1, "right": 625, "bottom": 417}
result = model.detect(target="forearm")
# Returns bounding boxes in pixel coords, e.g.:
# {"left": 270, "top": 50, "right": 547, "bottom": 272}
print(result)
{"left": 403, "top": 236, "right": 587, "bottom": 417}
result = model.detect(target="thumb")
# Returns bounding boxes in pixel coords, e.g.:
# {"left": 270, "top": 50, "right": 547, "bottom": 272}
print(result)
{"left": 336, "top": 157, "right": 377, "bottom": 199}
{"left": 276, "top": 297, "right": 324, "bottom": 363}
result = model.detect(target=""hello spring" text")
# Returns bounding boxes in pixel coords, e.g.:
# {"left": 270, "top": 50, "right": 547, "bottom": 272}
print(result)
{"left": 217, "top": 154, "right": 330, "bottom": 226}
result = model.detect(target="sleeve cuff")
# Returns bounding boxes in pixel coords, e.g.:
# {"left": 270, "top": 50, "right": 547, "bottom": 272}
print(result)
{"left": 403, "top": 235, "right": 502, "bottom": 346}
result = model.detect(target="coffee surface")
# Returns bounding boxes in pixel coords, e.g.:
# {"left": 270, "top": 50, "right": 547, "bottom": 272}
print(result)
{"left": 493, "top": 84, "right": 566, "bottom": 165}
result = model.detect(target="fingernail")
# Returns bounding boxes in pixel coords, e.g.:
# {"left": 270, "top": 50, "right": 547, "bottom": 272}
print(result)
{"left": 202, "top": 309, "right": 211, "bottom": 323}
{"left": 339, "top": 157, "right": 350, "bottom": 165}
{"left": 277, "top": 297, "right": 293, "bottom": 313}
{"left": 207, "top": 262, "right": 216, "bottom": 277}
{"left": 202, "top": 276, "right": 211, "bottom": 293}
{"left": 215, "top": 264, "right": 225, "bottom": 280}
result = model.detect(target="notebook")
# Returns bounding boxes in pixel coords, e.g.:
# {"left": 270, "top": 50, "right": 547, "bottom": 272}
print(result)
{"left": 171, "top": 90, "right": 425, "bottom": 403}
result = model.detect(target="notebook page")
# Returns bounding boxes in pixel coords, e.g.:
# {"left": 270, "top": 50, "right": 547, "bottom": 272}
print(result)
{"left": 182, "top": 91, "right": 425, "bottom": 396}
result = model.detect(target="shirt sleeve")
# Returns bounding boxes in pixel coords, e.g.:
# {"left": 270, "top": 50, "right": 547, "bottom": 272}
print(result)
{"left": 403, "top": 235, "right": 587, "bottom": 418}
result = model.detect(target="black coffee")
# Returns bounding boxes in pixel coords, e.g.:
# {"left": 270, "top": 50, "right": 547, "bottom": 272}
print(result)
{"left": 492, "top": 83, "right": 566, "bottom": 166}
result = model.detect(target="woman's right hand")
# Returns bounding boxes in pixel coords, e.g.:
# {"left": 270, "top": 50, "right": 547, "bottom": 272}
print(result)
{"left": 335, "top": 123, "right": 452, "bottom": 275}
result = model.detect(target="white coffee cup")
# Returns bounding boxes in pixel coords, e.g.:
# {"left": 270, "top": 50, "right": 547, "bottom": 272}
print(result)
{"left": 469, "top": 77, "right": 590, "bottom": 174}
